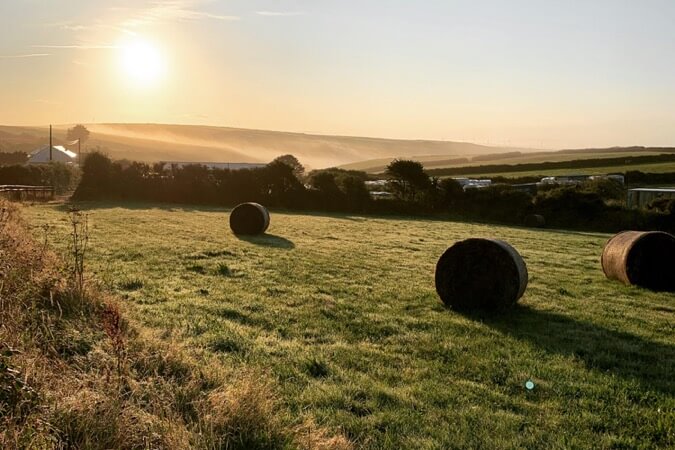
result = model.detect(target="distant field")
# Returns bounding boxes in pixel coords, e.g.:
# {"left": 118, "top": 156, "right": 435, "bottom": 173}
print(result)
{"left": 344, "top": 150, "right": 675, "bottom": 173}
{"left": 447, "top": 161, "right": 675, "bottom": 179}
{"left": 25, "top": 203, "right": 675, "bottom": 449}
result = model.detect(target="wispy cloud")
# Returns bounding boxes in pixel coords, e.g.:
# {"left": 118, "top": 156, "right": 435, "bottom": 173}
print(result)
{"left": 34, "top": 99, "right": 61, "bottom": 105}
{"left": 256, "top": 11, "right": 306, "bottom": 17}
{"left": 60, "top": 24, "right": 87, "bottom": 32}
{"left": 120, "top": 0, "right": 240, "bottom": 28}
{"left": 0, "top": 53, "right": 50, "bottom": 59}
{"left": 32, "top": 44, "right": 118, "bottom": 50}
{"left": 33, "top": 1, "right": 237, "bottom": 53}
{"left": 58, "top": 22, "right": 138, "bottom": 36}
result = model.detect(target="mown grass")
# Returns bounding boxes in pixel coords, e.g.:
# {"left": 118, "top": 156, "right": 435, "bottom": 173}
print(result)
{"left": 24, "top": 202, "right": 675, "bottom": 449}
{"left": 441, "top": 161, "right": 675, "bottom": 179}
{"left": 424, "top": 151, "right": 674, "bottom": 170}
{"left": 2, "top": 202, "right": 350, "bottom": 449}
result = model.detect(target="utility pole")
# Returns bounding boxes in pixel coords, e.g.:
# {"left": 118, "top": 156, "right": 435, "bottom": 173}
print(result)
{"left": 78, "top": 139, "right": 81, "bottom": 165}
{"left": 49, "top": 125, "right": 52, "bottom": 161}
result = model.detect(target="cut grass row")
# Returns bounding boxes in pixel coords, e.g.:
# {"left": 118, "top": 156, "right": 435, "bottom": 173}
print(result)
{"left": 440, "top": 161, "right": 675, "bottom": 179}
{"left": 24, "top": 202, "right": 675, "bottom": 449}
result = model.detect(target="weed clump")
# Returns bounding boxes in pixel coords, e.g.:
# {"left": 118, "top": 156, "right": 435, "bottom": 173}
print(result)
{"left": 216, "top": 263, "right": 232, "bottom": 276}
{"left": 187, "top": 264, "right": 206, "bottom": 274}
{"left": 304, "top": 358, "right": 330, "bottom": 378}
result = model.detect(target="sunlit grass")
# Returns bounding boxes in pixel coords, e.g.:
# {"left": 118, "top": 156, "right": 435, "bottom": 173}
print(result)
{"left": 440, "top": 161, "right": 675, "bottom": 179}
{"left": 24, "top": 202, "right": 675, "bottom": 449}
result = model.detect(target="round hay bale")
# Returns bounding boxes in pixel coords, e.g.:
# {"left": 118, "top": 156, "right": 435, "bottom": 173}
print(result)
{"left": 229, "top": 203, "right": 270, "bottom": 235}
{"left": 435, "top": 238, "right": 528, "bottom": 311}
{"left": 601, "top": 231, "right": 675, "bottom": 292}
{"left": 524, "top": 214, "right": 545, "bottom": 228}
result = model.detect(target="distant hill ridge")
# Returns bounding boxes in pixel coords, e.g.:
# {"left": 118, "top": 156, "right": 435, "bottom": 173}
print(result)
{"left": 0, "top": 123, "right": 530, "bottom": 169}
{"left": 0, "top": 123, "right": 673, "bottom": 170}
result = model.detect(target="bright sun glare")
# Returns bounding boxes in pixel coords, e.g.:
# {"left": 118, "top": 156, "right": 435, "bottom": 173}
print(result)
{"left": 119, "top": 39, "right": 164, "bottom": 87}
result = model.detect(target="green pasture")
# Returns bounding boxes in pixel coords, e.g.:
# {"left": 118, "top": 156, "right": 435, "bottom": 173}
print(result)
{"left": 24, "top": 203, "right": 675, "bottom": 449}
{"left": 445, "top": 161, "right": 675, "bottom": 180}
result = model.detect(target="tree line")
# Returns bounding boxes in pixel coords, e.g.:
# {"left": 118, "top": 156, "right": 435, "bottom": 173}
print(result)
{"left": 71, "top": 153, "right": 674, "bottom": 234}
{"left": 0, "top": 163, "right": 77, "bottom": 194}
{"left": 0, "top": 152, "right": 28, "bottom": 165}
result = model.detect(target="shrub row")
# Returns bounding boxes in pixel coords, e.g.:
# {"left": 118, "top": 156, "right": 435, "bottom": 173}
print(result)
{"left": 0, "top": 163, "right": 78, "bottom": 194}
{"left": 72, "top": 153, "right": 674, "bottom": 234}
{"left": 73, "top": 153, "right": 371, "bottom": 212}
{"left": 0, "top": 152, "right": 27, "bottom": 165}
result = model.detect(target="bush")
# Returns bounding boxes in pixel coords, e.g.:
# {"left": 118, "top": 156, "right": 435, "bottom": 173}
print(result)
{"left": 0, "top": 152, "right": 28, "bottom": 165}
{"left": 460, "top": 185, "right": 532, "bottom": 224}
{"left": 69, "top": 153, "right": 672, "bottom": 234}
{"left": 438, "top": 178, "right": 464, "bottom": 209}
{"left": 647, "top": 197, "right": 675, "bottom": 215}
{"left": 580, "top": 178, "right": 625, "bottom": 202}
{"left": 534, "top": 187, "right": 607, "bottom": 228}
{"left": 625, "top": 170, "right": 675, "bottom": 186}
{"left": 0, "top": 163, "right": 77, "bottom": 194}
{"left": 533, "top": 185, "right": 673, "bottom": 233}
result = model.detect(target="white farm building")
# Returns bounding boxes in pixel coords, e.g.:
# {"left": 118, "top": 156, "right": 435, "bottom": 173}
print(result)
{"left": 627, "top": 188, "right": 675, "bottom": 209}
{"left": 160, "top": 161, "right": 267, "bottom": 171}
{"left": 27, "top": 145, "right": 78, "bottom": 164}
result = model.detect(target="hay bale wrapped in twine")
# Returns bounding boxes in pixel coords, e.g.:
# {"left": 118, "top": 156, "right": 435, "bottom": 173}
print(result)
{"left": 435, "top": 238, "right": 528, "bottom": 311}
{"left": 601, "top": 231, "right": 675, "bottom": 292}
{"left": 524, "top": 214, "right": 546, "bottom": 228}
{"left": 229, "top": 203, "right": 270, "bottom": 235}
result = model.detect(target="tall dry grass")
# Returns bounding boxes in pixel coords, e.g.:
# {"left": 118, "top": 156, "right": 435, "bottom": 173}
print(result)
{"left": 0, "top": 200, "right": 351, "bottom": 450}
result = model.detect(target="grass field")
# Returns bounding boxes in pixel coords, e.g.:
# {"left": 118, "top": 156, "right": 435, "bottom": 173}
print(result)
{"left": 24, "top": 203, "right": 675, "bottom": 449}
{"left": 443, "top": 161, "right": 675, "bottom": 180}
{"left": 343, "top": 151, "right": 675, "bottom": 173}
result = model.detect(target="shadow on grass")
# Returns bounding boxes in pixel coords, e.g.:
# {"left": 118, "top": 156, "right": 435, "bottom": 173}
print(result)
{"left": 53, "top": 201, "right": 228, "bottom": 213}
{"left": 235, "top": 233, "right": 295, "bottom": 249}
{"left": 469, "top": 305, "right": 675, "bottom": 395}
{"left": 53, "top": 200, "right": 614, "bottom": 237}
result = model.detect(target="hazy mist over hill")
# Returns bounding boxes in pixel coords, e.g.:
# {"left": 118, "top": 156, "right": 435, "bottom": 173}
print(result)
{"left": 0, "top": 123, "right": 532, "bottom": 169}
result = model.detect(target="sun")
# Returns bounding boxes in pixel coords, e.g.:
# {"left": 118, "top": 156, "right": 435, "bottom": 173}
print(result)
{"left": 119, "top": 39, "right": 164, "bottom": 87}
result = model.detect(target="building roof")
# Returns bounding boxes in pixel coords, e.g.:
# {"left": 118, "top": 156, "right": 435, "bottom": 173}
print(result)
{"left": 628, "top": 188, "right": 675, "bottom": 193}
{"left": 160, "top": 161, "right": 267, "bottom": 170}
{"left": 27, "top": 145, "right": 77, "bottom": 164}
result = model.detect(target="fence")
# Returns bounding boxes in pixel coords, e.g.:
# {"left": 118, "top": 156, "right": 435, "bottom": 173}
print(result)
{"left": 0, "top": 185, "right": 55, "bottom": 202}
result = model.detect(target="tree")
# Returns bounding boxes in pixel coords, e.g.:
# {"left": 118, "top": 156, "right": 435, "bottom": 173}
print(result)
{"left": 385, "top": 159, "right": 432, "bottom": 202}
{"left": 340, "top": 175, "right": 370, "bottom": 211}
{"left": 271, "top": 154, "right": 304, "bottom": 179}
{"left": 439, "top": 177, "right": 464, "bottom": 208}
{"left": 310, "top": 171, "right": 342, "bottom": 196}
{"left": 262, "top": 161, "right": 306, "bottom": 206}
{"left": 308, "top": 171, "right": 346, "bottom": 210}
{"left": 66, "top": 124, "right": 90, "bottom": 145}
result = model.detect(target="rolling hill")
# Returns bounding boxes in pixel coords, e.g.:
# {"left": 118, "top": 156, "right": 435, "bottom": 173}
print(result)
{"left": 2, "top": 123, "right": 673, "bottom": 172}
{"left": 0, "top": 123, "right": 529, "bottom": 169}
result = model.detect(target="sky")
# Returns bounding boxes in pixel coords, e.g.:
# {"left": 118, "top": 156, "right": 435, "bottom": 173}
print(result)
{"left": 1, "top": 0, "right": 675, "bottom": 149}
